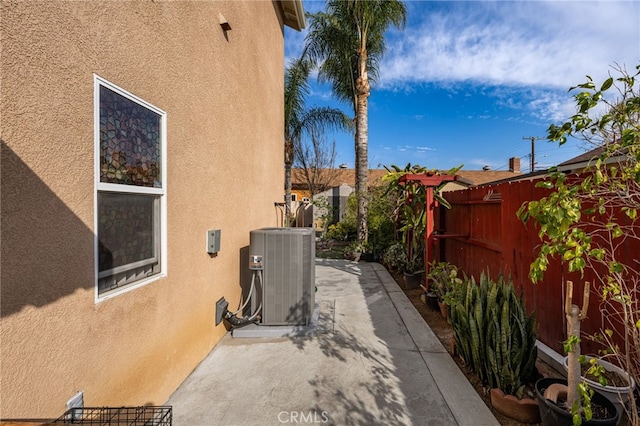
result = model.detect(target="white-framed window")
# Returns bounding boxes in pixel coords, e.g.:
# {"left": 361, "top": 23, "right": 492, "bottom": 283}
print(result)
{"left": 94, "top": 75, "right": 167, "bottom": 300}
{"left": 291, "top": 194, "right": 298, "bottom": 202}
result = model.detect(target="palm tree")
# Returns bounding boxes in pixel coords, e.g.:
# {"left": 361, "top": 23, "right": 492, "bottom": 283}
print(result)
{"left": 304, "top": 0, "right": 407, "bottom": 244}
{"left": 284, "top": 56, "right": 352, "bottom": 227}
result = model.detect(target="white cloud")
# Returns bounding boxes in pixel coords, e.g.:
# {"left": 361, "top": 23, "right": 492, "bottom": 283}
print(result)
{"left": 381, "top": 1, "right": 639, "bottom": 90}
{"left": 526, "top": 91, "right": 577, "bottom": 123}
{"left": 288, "top": 0, "right": 639, "bottom": 170}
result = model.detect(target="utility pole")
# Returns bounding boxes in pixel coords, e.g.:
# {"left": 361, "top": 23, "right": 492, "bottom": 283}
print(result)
{"left": 523, "top": 136, "right": 543, "bottom": 172}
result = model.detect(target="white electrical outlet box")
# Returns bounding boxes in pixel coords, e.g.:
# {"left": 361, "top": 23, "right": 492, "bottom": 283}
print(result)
{"left": 207, "top": 229, "right": 221, "bottom": 254}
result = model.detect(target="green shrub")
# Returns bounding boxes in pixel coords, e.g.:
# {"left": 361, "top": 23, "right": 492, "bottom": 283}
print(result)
{"left": 426, "top": 261, "right": 463, "bottom": 302}
{"left": 325, "top": 187, "right": 395, "bottom": 251}
{"left": 451, "top": 272, "right": 538, "bottom": 396}
{"left": 367, "top": 185, "right": 396, "bottom": 254}
{"left": 382, "top": 242, "right": 406, "bottom": 270}
{"left": 325, "top": 220, "right": 357, "bottom": 241}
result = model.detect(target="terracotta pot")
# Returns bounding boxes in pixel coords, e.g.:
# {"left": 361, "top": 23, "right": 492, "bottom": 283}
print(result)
{"left": 490, "top": 388, "right": 541, "bottom": 424}
{"left": 438, "top": 301, "right": 448, "bottom": 319}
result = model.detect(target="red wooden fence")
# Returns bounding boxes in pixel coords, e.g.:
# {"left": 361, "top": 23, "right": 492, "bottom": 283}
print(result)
{"left": 435, "top": 177, "right": 630, "bottom": 356}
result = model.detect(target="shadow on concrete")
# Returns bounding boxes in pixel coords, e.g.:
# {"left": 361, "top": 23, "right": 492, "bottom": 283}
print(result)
{"left": 166, "top": 258, "right": 496, "bottom": 425}
{"left": 285, "top": 259, "right": 455, "bottom": 425}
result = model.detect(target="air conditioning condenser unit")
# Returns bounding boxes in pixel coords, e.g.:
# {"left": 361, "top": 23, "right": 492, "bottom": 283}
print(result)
{"left": 249, "top": 227, "right": 315, "bottom": 326}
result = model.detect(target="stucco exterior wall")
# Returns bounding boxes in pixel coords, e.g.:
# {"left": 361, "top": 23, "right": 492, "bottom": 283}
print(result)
{"left": 1, "top": 1, "right": 287, "bottom": 418}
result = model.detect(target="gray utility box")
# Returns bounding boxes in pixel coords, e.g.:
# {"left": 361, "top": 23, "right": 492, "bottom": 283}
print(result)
{"left": 249, "top": 227, "right": 315, "bottom": 326}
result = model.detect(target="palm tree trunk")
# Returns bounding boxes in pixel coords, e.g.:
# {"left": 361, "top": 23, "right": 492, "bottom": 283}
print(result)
{"left": 284, "top": 139, "right": 294, "bottom": 227}
{"left": 355, "top": 68, "right": 369, "bottom": 244}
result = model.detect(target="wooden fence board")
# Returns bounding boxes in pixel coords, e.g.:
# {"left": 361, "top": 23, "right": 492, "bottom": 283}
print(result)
{"left": 438, "top": 177, "right": 632, "bottom": 355}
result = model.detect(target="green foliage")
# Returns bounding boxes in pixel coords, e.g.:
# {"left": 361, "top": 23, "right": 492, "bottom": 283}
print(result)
{"left": 575, "top": 383, "right": 594, "bottom": 425}
{"left": 304, "top": 0, "right": 407, "bottom": 112}
{"left": 284, "top": 56, "right": 353, "bottom": 149}
{"left": 382, "top": 242, "right": 406, "bottom": 270}
{"left": 563, "top": 335, "right": 581, "bottom": 354}
{"left": 325, "top": 193, "right": 357, "bottom": 241}
{"left": 450, "top": 273, "right": 538, "bottom": 396}
{"left": 381, "top": 163, "right": 462, "bottom": 273}
{"left": 426, "top": 261, "right": 463, "bottom": 302}
{"left": 381, "top": 164, "right": 427, "bottom": 273}
{"left": 325, "top": 188, "right": 395, "bottom": 252}
{"left": 304, "top": 0, "right": 407, "bottom": 244}
{"left": 519, "top": 64, "right": 640, "bottom": 424}
{"left": 518, "top": 65, "right": 640, "bottom": 285}
{"left": 367, "top": 185, "right": 396, "bottom": 254}
{"left": 343, "top": 240, "right": 372, "bottom": 260}
{"left": 325, "top": 220, "right": 356, "bottom": 242}
{"left": 284, "top": 56, "right": 353, "bottom": 227}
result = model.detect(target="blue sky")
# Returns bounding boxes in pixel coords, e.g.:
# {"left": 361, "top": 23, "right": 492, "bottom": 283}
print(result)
{"left": 285, "top": 0, "right": 640, "bottom": 172}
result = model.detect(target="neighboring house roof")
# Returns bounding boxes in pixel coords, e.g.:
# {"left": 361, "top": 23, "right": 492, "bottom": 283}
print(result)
{"left": 558, "top": 147, "right": 605, "bottom": 167}
{"left": 454, "top": 170, "right": 523, "bottom": 186}
{"left": 279, "top": 0, "right": 305, "bottom": 31}
{"left": 555, "top": 146, "right": 624, "bottom": 173}
{"left": 467, "top": 149, "right": 613, "bottom": 186}
{"left": 291, "top": 168, "right": 388, "bottom": 190}
{"left": 475, "top": 148, "right": 605, "bottom": 186}
{"left": 476, "top": 169, "right": 549, "bottom": 186}
{"left": 291, "top": 167, "right": 522, "bottom": 191}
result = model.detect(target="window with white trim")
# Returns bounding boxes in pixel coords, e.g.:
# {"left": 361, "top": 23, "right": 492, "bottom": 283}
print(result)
{"left": 95, "top": 76, "right": 167, "bottom": 298}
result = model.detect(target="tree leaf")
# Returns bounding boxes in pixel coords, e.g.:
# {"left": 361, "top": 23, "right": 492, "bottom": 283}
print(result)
{"left": 600, "top": 77, "right": 613, "bottom": 91}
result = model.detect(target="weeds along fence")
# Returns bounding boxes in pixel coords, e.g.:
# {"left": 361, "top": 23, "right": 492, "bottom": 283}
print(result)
{"left": 436, "top": 177, "right": 636, "bottom": 356}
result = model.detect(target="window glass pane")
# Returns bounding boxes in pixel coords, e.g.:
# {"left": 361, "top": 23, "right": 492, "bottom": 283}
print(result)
{"left": 99, "top": 86, "right": 162, "bottom": 188}
{"left": 98, "top": 192, "right": 159, "bottom": 272}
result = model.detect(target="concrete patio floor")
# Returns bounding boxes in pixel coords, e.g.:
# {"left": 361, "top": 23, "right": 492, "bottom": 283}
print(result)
{"left": 166, "top": 259, "right": 499, "bottom": 426}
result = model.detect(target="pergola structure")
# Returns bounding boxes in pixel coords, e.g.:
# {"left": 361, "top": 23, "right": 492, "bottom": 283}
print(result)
{"left": 398, "top": 173, "right": 465, "bottom": 275}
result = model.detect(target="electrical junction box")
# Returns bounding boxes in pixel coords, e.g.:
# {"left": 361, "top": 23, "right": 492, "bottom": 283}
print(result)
{"left": 206, "top": 229, "right": 221, "bottom": 254}
{"left": 249, "top": 227, "right": 315, "bottom": 326}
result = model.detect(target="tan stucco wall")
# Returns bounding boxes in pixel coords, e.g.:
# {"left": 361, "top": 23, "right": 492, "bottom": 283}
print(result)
{"left": 1, "top": 1, "right": 286, "bottom": 418}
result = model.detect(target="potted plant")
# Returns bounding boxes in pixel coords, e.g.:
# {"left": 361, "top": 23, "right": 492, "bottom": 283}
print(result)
{"left": 382, "top": 242, "right": 406, "bottom": 271}
{"left": 534, "top": 281, "right": 619, "bottom": 425}
{"left": 359, "top": 241, "right": 375, "bottom": 262}
{"left": 450, "top": 273, "right": 541, "bottom": 424}
{"left": 398, "top": 182, "right": 426, "bottom": 289}
{"left": 343, "top": 241, "right": 362, "bottom": 261}
{"left": 382, "top": 163, "right": 462, "bottom": 290}
{"left": 382, "top": 164, "right": 428, "bottom": 289}
{"left": 560, "top": 354, "right": 636, "bottom": 416}
{"left": 343, "top": 241, "right": 374, "bottom": 262}
{"left": 401, "top": 257, "right": 424, "bottom": 289}
{"left": 426, "top": 261, "right": 463, "bottom": 320}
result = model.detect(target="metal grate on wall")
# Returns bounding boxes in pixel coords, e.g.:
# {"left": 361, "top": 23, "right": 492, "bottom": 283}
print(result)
{"left": 54, "top": 406, "right": 172, "bottom": 425}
